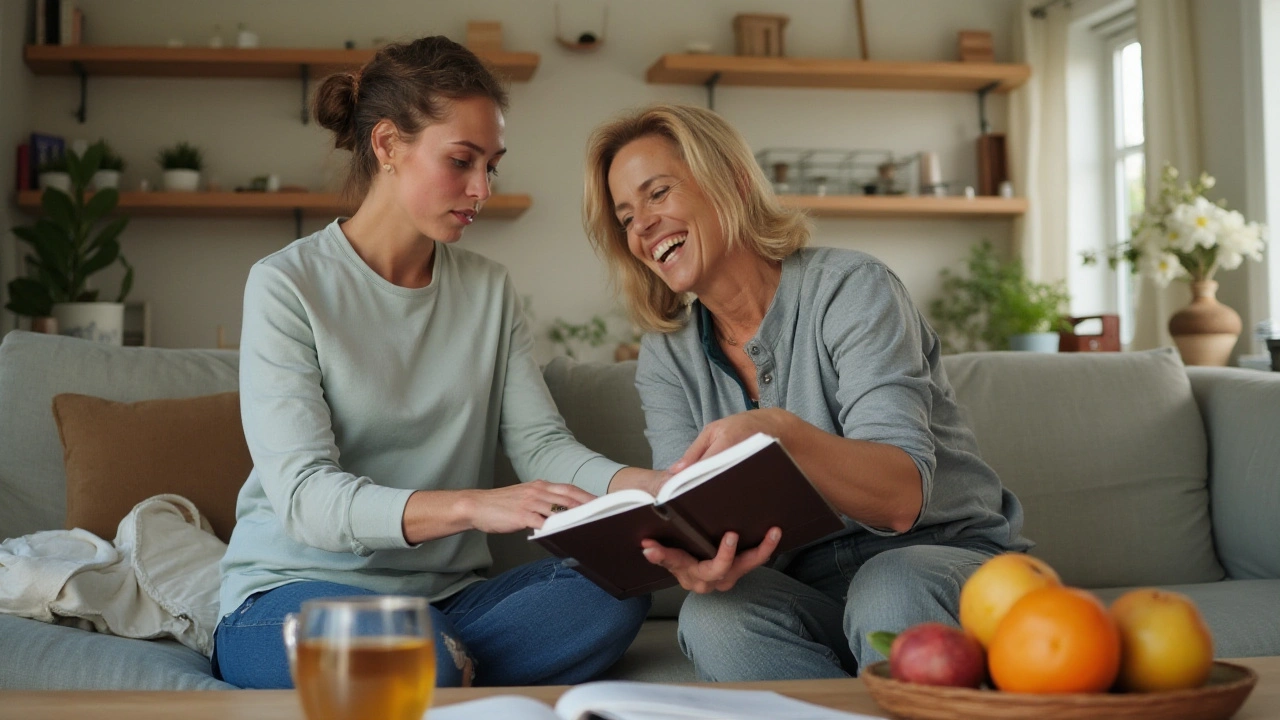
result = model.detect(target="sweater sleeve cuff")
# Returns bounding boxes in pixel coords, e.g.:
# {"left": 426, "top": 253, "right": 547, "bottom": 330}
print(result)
{"left": 348, "top": 484, "right": 417, "bottom": 555}
{"left": 571, "top": 457, "right": 627, "bottom": 497}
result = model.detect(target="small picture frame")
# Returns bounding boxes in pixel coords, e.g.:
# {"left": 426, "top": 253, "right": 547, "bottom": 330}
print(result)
{"left": 123, "top": 301, "right": 151, "bottom": 347}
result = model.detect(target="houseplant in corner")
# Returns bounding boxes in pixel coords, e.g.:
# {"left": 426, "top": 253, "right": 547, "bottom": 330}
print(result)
{"left": 5, "top": 144, "right": 134, "bottom": 344}
{"left": 1083, "top": 164, "right": 1267, "bottom": 366}
{"left": 930, "top": 241, "right": 1071, "bottom": 353}
{"left": 157, "top": 141, "right": 204, "bottom": 191}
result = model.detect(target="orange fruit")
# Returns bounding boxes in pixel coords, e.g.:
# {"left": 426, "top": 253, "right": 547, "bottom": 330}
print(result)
{"left": 1110, "top": 589, "right": 1214, "bottom": 692}
{"left": 959, "top": 553, "right": 1062, "bottom": 648}
{"left": 988, "top": 586, "right": 1121, "bottom": 694}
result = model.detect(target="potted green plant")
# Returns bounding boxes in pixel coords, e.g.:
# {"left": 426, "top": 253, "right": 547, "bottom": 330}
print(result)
{"left": 90, "top": 139, "right": 126, "bottom": 190}
{"left": 37, "top": 154, "right": 71, "bottom": 193}
{"left": 5, "top": 144, "right": 134, "bottom": 344}
{"left": 157, "top": 141, "right": 204, "bottom": 191}
{"left": 929, "top": 241, "right": 1071, "bottom": 353}
{"left": 548, "top": 315, "right": 610, "bottom": 359}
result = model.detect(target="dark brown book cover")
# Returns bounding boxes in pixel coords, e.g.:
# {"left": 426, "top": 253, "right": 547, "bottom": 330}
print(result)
{"left": 532, "top": 437, "right": 844, "bottom": 599}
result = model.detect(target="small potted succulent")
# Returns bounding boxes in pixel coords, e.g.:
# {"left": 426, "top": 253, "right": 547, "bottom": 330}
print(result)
{"left": 90, "top": 139, "right": 126, "bottom": 190}
{"left": 157, "top": 141, "right": 204, "bottom": 192}
{"left": 37, "top": 154, "right": 71, "bottom": 193}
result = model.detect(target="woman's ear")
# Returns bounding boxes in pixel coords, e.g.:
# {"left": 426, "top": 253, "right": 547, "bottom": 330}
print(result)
{"left": 370, "top": 119, "right": 399, "bottom": 166}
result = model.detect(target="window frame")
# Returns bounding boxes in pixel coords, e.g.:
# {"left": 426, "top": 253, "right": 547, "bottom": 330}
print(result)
{"left": 1104, "top": 29, "right": 1143, "bottom": 346}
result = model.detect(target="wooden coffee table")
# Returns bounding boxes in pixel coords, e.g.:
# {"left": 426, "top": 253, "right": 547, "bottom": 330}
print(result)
{"left": 1, "top": 656, "right": 1275, "bottom": 720}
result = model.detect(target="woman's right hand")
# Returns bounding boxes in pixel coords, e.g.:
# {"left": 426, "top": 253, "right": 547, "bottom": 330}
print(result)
{"left": 640, "top": 527, "right": 782, "bottom": 593}
{"left": 466, "top": 480, "right": 597, "bottom": 534}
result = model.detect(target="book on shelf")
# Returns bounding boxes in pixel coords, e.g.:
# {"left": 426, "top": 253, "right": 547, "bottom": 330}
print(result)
{"left": 29, "top": 132, "right": 64, "bottom": 187}
{"left": 530, "top": 432, "right": 844, "bottom": 599}
{"left": 428, "top": 680, "right": 880, "bottom": 720}
{"left": 15, "top": 143, "right": 31, "bottom": 192}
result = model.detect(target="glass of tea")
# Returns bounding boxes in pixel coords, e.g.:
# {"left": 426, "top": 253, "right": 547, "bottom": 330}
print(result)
{"left": 283, "top": 595, "right": 436, "bottom": 720}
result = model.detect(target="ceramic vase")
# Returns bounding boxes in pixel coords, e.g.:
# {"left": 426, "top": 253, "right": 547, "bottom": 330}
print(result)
{"left": 92, "top": 169, "right": 121, "bottom": 190}
{"left": 162, "top": 169, "right": 201, "bottom": 192}
{"left": 1168, "top": 280, "right": 1241, "bottom": 366}
{"left": 51, "top": 302, "right": 125, "bottom": 345}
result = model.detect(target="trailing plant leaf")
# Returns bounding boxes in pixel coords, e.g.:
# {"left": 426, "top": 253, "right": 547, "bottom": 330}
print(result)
{"left": 867, "top": 631, "right": 897, "bottom": 659}
{"left": 4, "top": 277, "right": 53, "bottom": 317}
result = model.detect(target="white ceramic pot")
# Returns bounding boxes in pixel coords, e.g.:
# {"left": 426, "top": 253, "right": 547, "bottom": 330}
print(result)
{"left": 162, "top": 169, "right": 201, "bottom": 192}
{"left": 51, "top": 302, "right": 125, "bottom": 345}
{"left": 1009, "top": 332, "right": 1060, "bottom": 353}
{"left": 92, "top": 169, "right": 121, "bottom": 190}
{"left": 39, "top": 171, "right": 72, "bottom": 193}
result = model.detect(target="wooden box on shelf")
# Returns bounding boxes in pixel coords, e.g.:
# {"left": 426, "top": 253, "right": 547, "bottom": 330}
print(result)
{"left": 733, "top": 14, "right": 788, "bottom": 57}
{"left": 1059, "top": 315, "right": 1121, "bottom": 352}
{"left": 958, "top": 30, "right": 995, "bottom": 63}
{"left": 977, "top": 133, "right": 1008, "bottom": 196}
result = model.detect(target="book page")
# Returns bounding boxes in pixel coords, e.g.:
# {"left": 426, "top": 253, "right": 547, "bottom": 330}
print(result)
{"left": 427, "top": 695, "right": 560, "bottom": 720}
{"left": 554, "top": 680, "right": 885, "bottom": 720}
{"left": 530, "top": 489, "right": 656, "bottom": 538}
{"left": 655, "top": 432, "right": 777, "bottom": 504}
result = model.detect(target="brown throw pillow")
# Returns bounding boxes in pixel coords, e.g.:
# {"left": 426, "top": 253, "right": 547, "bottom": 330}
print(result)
{"left": 51, "top": 392, "right": 252, "bottom": 543}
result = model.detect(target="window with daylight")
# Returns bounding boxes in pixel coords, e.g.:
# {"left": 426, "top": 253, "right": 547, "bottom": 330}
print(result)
{"left": 1107, "top": 34, "right": 1144, "bottom": 345}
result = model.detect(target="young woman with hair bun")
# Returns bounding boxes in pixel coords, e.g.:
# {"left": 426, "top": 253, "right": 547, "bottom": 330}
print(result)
{"left": 213, "top": 36, "right": 659, "bottom": 689}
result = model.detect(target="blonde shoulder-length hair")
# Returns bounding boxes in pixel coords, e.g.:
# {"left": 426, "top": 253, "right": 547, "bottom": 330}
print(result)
{"left": 583, "top": 104, "right": 811, "bottom": 334}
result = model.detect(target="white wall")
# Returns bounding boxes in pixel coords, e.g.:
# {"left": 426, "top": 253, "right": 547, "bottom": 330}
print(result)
{"left": 8, "top": 0, "right": 1021, "bottom": 354}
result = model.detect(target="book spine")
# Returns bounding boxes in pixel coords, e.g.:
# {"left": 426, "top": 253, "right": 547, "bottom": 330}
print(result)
{"left": 45, "top": 0, "right": 60, "bottom": 44}
{"left": 654, "top": 504, "right": 719, "bottom": 560}
{"left": 34, "top": 0, "right": 46, "bottom": 45}
{"left": 59, "top": 2, "right": 75, "bottom": 46}
{"left": 16, "top": 144, "right": 31, "bottom": 192}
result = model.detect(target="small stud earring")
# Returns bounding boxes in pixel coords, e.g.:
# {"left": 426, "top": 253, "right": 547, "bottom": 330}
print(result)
{"left": 382, "top": 163, "right": 393, "bottom": 173}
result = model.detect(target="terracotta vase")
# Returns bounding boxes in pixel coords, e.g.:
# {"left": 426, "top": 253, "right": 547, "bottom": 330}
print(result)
{"left": 1168, "top": 280, "right": 1241, "bottom": 366}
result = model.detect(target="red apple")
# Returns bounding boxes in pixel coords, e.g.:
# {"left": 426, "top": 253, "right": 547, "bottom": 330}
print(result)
{"left": 888, "top": 622, "right": 986, "bottom": 688}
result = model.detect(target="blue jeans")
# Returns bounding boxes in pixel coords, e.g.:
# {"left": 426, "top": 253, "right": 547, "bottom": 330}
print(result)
{"left": 676, "top": 531, "right": 1002, "bottom": 681}
{"left": 212, "top": 558, "right": 650, "bottom": 689}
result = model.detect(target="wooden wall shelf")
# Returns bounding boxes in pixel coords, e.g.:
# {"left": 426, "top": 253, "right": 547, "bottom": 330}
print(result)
{"left": 782, "top": 195, "right": 1028, "bottom": 219}
{"left": 16, "top": 191, "right": 533, "bottom": 219}
{"left": 646, "top": 54, "right": 1029, "bottom": 93}
{"left": 24, "top": 45, "right": 540, "bottom": 81}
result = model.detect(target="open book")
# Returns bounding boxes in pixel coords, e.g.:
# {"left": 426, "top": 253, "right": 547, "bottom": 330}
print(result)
{"left": 427, "top": 680, "right": 885, "bottom": 720}
{"left": 530, "top": 433, "right": 844, "bottom": 598}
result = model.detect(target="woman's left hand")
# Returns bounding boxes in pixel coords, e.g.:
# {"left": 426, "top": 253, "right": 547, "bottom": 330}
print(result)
{"left": 640, "top": 528, "right": 782, "bottom": 593}
{"left": 668, "top": 408, "right": 796, "bottom": 474}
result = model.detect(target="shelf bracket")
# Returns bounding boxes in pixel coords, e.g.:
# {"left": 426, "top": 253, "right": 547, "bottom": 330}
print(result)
{"left": 299, "top": 65, "right": 311, "bottom": 125}
{"left": 72, "top": 61, "right": 88, "bottom": 123}
{"left": 704, "top": 72, "right": 721, "bottom": 111}
{"left": 976, "top": 81, "right": 1000, "bottom": 135}
{"left": 293, "top": 208, "right": 303, "bottom": 239}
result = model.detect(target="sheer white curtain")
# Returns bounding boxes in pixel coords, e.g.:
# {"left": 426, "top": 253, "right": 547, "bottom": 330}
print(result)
{"left": 1008, "top": 2, "right": 1070, "bottom": 280}
{"left": 1130, "top": 0, "right": 1202, "bottom": 350}
{"left": 1010, "top": 1, "right": 1071, "bottom": 283}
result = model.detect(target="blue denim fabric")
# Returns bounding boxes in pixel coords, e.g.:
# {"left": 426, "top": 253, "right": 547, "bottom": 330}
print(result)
{"left": 676, "top": 531, "right": 1002, "bottom": 681}
{"left": 212, "top": 558, "right": 650, "bottom": 689}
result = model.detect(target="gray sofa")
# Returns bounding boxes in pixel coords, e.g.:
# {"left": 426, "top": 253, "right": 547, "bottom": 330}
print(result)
{"left": 1, "top": 330, "right": 1277, "bottom": 690}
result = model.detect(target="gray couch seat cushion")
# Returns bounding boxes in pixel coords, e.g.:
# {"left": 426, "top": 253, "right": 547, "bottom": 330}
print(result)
{"left": 1092, "top": 579, "right": 1280, "bottom": 659}
{"left": 942, "top": 349, "right": 1224, "bottom": 589}
{"left": 0, "top": 613, "right": 233, "bottom": 690}
{"left": 0, "top": 332, "right": 239, "bottom": 541}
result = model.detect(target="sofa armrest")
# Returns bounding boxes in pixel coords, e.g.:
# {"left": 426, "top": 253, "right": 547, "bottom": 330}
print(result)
{"left": 1185, "top": 367, "right": 1280, "bottom": 580}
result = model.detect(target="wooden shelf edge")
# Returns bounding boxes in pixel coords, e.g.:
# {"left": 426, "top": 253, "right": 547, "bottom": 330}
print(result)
{"left": 646, "top": 54, "right": 1029, "bottom": 93}
{"left": 23, "top": 45, "right": 539, "bottom": 81}
{"left": 15, "top": 191, "right": 532, "bottom": 219}
{"left": 781, "top": 195, "right": 1028, "bottom": 219}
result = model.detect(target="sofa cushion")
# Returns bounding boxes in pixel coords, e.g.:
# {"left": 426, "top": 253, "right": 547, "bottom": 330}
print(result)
{"left": 0, "top": 332, "right": 239, "bottom": 542}
{"left": 0, "top": 613, "right": 233, "bottom": 690}
{"left": 52, "top": 392, "right": 250, "bottom": 543}
{"left": 1186, "top": 367, "right": 1280, "bottom": 580}
{"left": 1092, "top": 579, "right": 1280, "bottom": 658}
{"left": 941, "top": 349, "right": 1223, "bottom": 588}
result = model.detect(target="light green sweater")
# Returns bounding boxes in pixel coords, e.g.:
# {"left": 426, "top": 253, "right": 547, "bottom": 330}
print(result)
{"left": 218, "top": 220, "right": 623, "bottom": 619}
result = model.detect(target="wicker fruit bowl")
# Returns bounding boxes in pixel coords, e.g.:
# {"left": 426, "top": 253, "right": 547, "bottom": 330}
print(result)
{"left": 861, "top": 660, "right": 1257, "bottom": 720}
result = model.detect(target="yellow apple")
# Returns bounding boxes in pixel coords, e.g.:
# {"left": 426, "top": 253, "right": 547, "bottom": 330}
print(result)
{"left": 1110, "top": 588, "right": 1215, "bottom": 692}
{"left": 959, "top": 553, "right": 1061, "bottom": 648}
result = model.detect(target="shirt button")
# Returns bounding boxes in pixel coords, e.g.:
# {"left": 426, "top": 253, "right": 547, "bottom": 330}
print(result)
{"left": 762, "top": 374, "right": 773, "bottom": 384}
{"left": 749, "top": 345, "right": 760, "bottom": 355}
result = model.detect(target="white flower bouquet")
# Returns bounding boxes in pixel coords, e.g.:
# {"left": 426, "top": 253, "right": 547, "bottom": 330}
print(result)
{"left": 1084, "top": 164, "right": 1267, "bottom": 287}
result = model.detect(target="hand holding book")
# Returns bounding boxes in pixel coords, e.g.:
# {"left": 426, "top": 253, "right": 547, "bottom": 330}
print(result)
{"left": 640, "top": 524, "right": 782, "bottom": 594}
{"left": 530, "top": 433, "right": 844, "bottom": 598}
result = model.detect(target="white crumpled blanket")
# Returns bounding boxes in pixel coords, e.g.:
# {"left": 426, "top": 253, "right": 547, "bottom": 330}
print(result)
{"left": 0, "top": 494, "right": 226, "bottom": 656}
